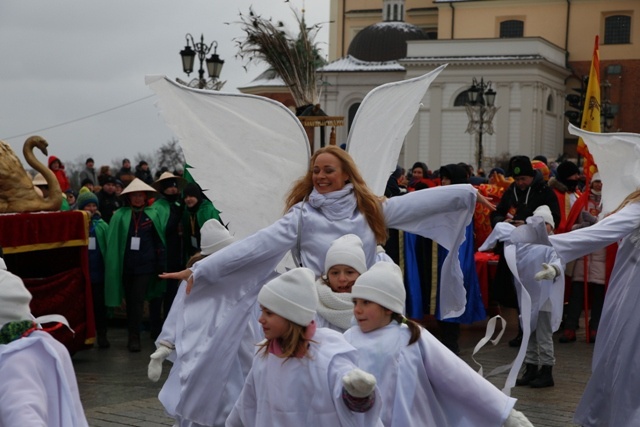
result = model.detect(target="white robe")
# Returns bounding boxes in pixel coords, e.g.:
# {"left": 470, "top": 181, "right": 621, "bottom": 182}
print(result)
{"left": 226, "top": 328, "right": 383, "bottom": 427}
{"left": 541, "top": 202, "right": 640, "bottom": 427}
{"left": 172, "top": 184, "right": 476, "bottom": 425}
{"left": 0, "top": 331, "right": 88, "bottom": 427}
{"left": 343, "top": 323, "right": 515, "bottom": 427}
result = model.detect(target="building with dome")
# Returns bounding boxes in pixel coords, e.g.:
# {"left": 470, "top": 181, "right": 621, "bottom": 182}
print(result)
{"left": 321, "top": 0, "right": 639, "bottom": 170}
{"left": 242, "top": 0, "right": 639, "bottom": 171}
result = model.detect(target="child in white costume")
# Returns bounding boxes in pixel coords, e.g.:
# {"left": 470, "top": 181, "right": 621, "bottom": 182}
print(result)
{"left": 0, "top": 262, "right": 88, "bottom": 427}
{"left": 226, "top": 267, "right": 383, "bottom": 427}
{"left": 343, "top": 261, "right": 533, "bottom": 427}
{"left": 480, "top": 206, "right": 565, "bottom": 389}
{"left": 149, "top": 219, "right": 261, "bottom": 427}
{"left": 315, "top": 234, "right": 368, "bottom": 332}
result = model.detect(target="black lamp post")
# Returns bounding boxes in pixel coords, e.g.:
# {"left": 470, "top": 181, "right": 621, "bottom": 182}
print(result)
{"left": 465, "top": 77, "right": 498, "bottom": 170}
{"left": 178, "top": 33, "right": 225, "bottom": 90}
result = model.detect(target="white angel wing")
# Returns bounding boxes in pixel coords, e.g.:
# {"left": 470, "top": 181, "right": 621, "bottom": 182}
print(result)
{"left": 569, "top": 124, "right": 640, "bottom": 215}
{"left": 145, "top": 75, "right": 310, "bottom": 239}
{"left": 346, "top": 64, "right": 448, "bottom": 196}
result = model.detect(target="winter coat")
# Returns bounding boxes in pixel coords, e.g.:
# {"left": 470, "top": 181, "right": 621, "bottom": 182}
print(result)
{"left": 491, "top": 172, "right": 560, "bottom": 228}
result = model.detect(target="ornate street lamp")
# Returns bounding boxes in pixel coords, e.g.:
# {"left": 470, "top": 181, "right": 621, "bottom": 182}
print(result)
{"left": 177, "top": 33, "right": 225, "bottom": 90}
{"left": 465, "top": 77, "right": 499, "bottom": 170}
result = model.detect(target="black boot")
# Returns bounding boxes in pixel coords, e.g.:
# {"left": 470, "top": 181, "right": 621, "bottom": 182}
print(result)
{"left": 127, "top": 333, "right": 141, "bottom": 353}
{"left": 515, "top": 363, "right": 539, "bottom": 386}
{"left": 97, "top": 329, "right": 110, "bottom": 349}
{"left": 509, "top": 325, "right": 523, "bottom": 347}
{"left": 530, "top": 365, "right": 554, "bottom": 388}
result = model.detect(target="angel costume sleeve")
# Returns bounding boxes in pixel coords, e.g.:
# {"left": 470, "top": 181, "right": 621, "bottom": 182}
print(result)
{"left": 344, "top": 323, "right": 515, "bottom": 427}
{"left": 0, "top": 331, "right": 88, "bottom": 427}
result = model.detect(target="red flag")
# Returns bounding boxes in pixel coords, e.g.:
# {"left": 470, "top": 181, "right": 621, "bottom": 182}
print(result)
{"left": 577, "top": 35, "right": 601, "bottom": 182}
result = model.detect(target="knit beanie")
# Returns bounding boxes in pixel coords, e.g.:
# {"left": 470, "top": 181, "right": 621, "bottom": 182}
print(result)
{"left": 0, "top": 270, "right": 33, "bottom": 327}
{"left": 324, "top": 234, "right": 367, "bottom": 274}
{"left": 533, "top": 205, "right": 555, "bottom": 229}
{"left": 351, "top": 262, "right": 405, "bottom": 314}
{"left": 77, "top": 191, "right": 99, "bottom": 210}
{"left": 258, "top": 268, "right": 318, "bottom": 327}
{"left": 556, "top": 161, "right": 580, "bottom": 183}
{"left": 183, "top": 182, "right": 203, "bottom": 200}
{"left": 199, "top": 220, "right": 235, "bottom": 256}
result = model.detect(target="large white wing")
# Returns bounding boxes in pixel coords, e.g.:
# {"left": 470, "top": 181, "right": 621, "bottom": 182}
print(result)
{"left": 145, "top": 75, "right": 310, "bottom": 239}
{"left": 346, "top": 64, "right": 447, "bottom": 196}
{"left": 568, "top": 124, "right": 640, "bottom": 215}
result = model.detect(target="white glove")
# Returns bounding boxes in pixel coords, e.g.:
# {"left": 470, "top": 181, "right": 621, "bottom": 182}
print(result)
{"left": 503, "top": 409, "right": 534, "bottom": 427}
{"left": 534, "top": 263, "right": 559, "bottom": 281}
{"left": 148, "top": 345, "right": 173, "bottom": 382}
{"left": 342, "top": 368, "right": 376, "bottom": 398}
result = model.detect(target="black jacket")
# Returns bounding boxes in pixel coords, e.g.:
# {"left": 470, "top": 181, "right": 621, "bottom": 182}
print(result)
{"left": 490, "top": 172, "right": 560, "bottom": 228}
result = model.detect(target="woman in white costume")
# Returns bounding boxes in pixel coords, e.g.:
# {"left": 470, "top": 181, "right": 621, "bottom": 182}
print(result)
{"left": 343, "top": 261, "right": 533, "bottom": 427}
{"left": 226, "top": 267, "right": 382, "bottom": 427}
{"left": 534, "top": 190, "right": 640, "bottom": 426}
{"left": 0, "top": 262, "right": 88, "bottom": 427}
{"left": 161, "top": 146, "right": 485, "bottom": 425}
{"left": 314, "top": 234, "right": 368, "bottom": 332}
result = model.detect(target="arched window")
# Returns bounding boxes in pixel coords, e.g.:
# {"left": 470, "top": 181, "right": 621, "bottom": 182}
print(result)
{"left": 604, "top": 15, "right": 631, "bottom": 44}
{"left": 348, "top": 102, "right": 361, "bottom": 133}
{"left": 454, "top": 91, "right": 469, "bottom": 107}
{"left": 546, "top": 94, "right": 554, "bottom": 112}
{"left": 500, "top": 20, "right": 524, "bottom": 38}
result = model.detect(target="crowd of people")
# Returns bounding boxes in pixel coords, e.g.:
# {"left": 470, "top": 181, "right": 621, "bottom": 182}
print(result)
{"left": 2, "top": 142, "right": 634, "bottom": 427}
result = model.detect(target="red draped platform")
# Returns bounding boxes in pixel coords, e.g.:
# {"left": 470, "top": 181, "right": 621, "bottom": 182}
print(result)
{"left": 0, "top": 211, "right": 95, "bottom": 354}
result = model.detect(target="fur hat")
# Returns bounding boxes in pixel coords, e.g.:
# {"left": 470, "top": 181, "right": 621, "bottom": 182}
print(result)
{"left": 77, "top": 191, "right": 99, "bottom": 210}
{"left": 556, "top": 161, "right": 580, "bottom": 182}
{"left": 508, "top": 156, "right": 536, "bottom": 177}
{"left": 200, "top": 220, "right": 235, "bottom": 256}
{"left": 257, "top": 268, "right": 318, "bottom": 327}
{"left": 153, "top": 171, "right": 187, "bottom": 192}
{"left": 324, "top": 234, "right": 367, "bottom": 274}
{"left": 351, "top": 262, "right": 405, "bottom": 314}
{"left": 533, "top": 205, "right": 555, "bottom": 229}
{"left": 120, "top": 178, "right": 157, "bottom": 196}
{"left": 0, "top": 270, "right": 33, "bottom": 327}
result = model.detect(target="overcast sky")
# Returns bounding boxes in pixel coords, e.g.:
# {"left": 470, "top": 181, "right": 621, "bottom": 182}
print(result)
{"left": 0, "top": 0, "right": 329, "bottom": 169}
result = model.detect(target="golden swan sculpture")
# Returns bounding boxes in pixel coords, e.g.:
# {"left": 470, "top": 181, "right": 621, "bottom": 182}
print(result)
{"left": 0, "top": 135, "right": 62, "bottom": 213}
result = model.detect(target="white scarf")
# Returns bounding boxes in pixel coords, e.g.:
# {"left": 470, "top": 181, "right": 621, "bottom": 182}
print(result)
{"left": 308, "top": 184, "right": 357, "bottom": 221}
{"left": 315, "top": 280, "right": 354, "bottom": 331}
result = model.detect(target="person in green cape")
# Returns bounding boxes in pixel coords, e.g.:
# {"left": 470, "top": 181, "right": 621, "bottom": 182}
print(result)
{"left": 105, "top": 178, "right": 166, "bottom": 352}
{"left": 182, "top": 182, "right": 223, "bottom": 261}
{"left": 152, "top": 172, "right": 187, "bottom": 330}
{"left": 76, "top": 191, "right": 110, "bottom": 348}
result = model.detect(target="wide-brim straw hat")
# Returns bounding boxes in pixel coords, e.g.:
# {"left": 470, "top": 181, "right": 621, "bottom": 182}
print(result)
{"left": 120, "top": 177, "right": 157, "bottom": 196}
{"left": 32, "top": 173, "right": 47, "bottom": 186}
{"left": 152, "top": 171, "right": 187, "bottom": 192}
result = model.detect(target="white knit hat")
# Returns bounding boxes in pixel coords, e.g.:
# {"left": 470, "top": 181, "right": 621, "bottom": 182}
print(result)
{"left": 533, "top": 205, "right": 555, "bottom": 229}
{"left": 351, "top": 262, "right": 405, "bottom": 314}
{"left": 591, "top": 172, "right": 601, "bottom": 182}
{"left": 324, "top": 234, "right": 367, "bottom": 274}
{"left": 200, "top": 219, "right": 235, "bottom": 256}
{"left": 258, "top": 268, "right": 318, "bottom": 327}
{"left": 0, "top": 270, "right": 33, "bottom": 326}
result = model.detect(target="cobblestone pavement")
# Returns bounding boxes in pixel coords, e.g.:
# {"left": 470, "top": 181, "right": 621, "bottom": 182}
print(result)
{"left": 76, "top": 309, "right": 593, "bottom": 426}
